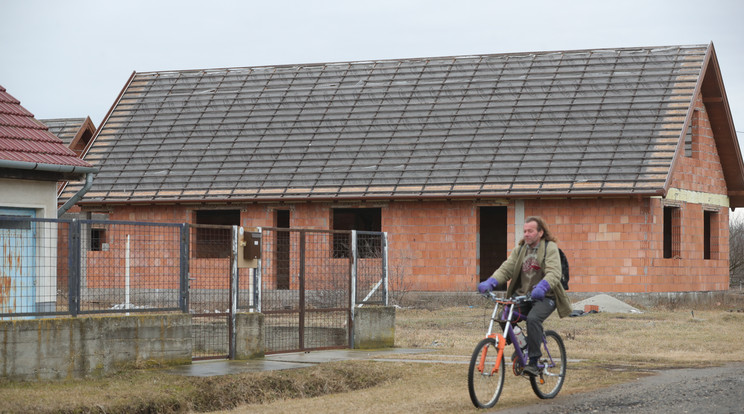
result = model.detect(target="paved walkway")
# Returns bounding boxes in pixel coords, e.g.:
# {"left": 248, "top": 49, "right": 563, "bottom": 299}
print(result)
{"left": 165, "top": 348, "right": 432, "bottom": 377}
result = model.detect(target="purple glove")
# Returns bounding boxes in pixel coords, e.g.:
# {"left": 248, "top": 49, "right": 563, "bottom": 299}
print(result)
{"left": 531, "top": 279, "right": 550, "bottom": 300}
{"left": 478, "top": 278, "right": 498, "bottom": 293}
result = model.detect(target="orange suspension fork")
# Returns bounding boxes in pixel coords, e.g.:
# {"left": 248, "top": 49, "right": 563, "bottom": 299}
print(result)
{"left": 478, "top": 333, "right": 506, "bottom": 375}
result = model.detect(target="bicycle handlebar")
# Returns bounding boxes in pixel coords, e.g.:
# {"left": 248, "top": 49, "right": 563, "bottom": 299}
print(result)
{"left": 481, "top": 291, "right": 534, "bottom": 304}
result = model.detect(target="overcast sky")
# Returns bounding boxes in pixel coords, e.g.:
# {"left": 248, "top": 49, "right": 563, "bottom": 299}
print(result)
{"left": 2, "top": 0, "right": 743, "bottom": 142}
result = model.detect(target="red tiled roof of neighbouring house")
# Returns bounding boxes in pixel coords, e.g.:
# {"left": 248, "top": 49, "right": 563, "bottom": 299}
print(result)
{"left": 0, "top": 85, "right": 93, "bottom": 171}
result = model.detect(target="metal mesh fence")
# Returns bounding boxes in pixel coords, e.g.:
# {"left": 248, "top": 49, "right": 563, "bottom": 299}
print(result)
{"left": 0, "top": 216, "right": 70, "bottom": 318}
{"left": 1, "top": 215, "right": 386, "bottom": 356}
{"left": 0, "top": 216, "right": 186, "bottom": 319}
{"left": 355, "top": 231, "right": 387, "bottom": 305}
{"left": 79, "top": 220, "right": 184, "bottom": 313}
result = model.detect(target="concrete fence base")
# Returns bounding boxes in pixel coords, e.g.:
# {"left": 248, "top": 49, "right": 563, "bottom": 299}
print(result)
{"left": 0, "top": 314, "right": 192, "bottom": 381}
{"left": 353, "top": 306, "right": 395, "bottom": 349}
{"left": 235, "top": 312, "right": 265, "bottom": 359}
{"left": 1, "top": 307, "right": 395, "bottom": 381}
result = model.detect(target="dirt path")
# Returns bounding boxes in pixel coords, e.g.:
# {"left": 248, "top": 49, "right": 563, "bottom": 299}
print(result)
{"left": 491, "top": 362, "right": 744, "bottom": 414}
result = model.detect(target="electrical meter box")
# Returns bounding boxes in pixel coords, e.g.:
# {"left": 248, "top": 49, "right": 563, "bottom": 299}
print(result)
{"left": 238, "top": 227, "right": 261, "bottom": 268}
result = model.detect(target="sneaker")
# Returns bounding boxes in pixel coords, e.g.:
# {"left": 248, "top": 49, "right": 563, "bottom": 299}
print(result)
{"left": 523, "top": 363, "right": 540, "bottom": 377}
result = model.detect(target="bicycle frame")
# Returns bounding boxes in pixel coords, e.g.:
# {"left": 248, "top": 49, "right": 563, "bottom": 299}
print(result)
{"left": 479, "top": 293, "right": 553, "bottom": 376}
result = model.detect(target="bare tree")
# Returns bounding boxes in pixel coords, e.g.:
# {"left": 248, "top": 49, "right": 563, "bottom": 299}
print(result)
{"left": 730, "top": 214, "right": 744, "bottom": 289}
{"left": 388, "top": 249, "right": 415, "bottom": 307}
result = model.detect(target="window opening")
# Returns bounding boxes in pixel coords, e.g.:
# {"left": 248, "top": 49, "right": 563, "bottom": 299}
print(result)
{"left": 704, "top": 210, "right": 717, "bottom": 260}
{"left": 684, "top": 123, "right": 692, "bottom": 157}
{"left": 90, "top": 228, "right": 107, "bottom": 251}
{"left": 194, "top": 210, "right": 240, "bottom": 258}
{"left": 88, "top": 212, "right": 109, "bottom": 251}
{"left": 684, "top": 109, "right": 699, "bottom": 158}
{"left": 663, "top": 206, "right": 681, "bottom": 259}
{"left": 332, "top": 208, "right": 381, "bottom": 258}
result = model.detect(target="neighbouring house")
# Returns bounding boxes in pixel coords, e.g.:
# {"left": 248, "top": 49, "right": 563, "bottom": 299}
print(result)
{"left": 62, "top": 43, "right": 743, "bottom": 294}
{"left": 40, "top": 117, "right": 98, "bottom": 208}
{"left": 0, "top": 84, "right": 96, "bottom": 313}
{"left": 40, "top": 117, "right": 97, "bottom": 157}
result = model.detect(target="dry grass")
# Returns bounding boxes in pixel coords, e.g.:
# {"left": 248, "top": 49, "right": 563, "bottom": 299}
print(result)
{"left": 2, "top": 298, "right": 744, "bottom": 413}
{"left": 226, "top": 301, "right": 744, "bottom": 414}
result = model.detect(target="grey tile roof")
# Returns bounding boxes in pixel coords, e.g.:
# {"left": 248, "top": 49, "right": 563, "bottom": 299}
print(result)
{"left": 40, "top": 118, "right": 87, "bottom": 147}
{"left": 70, "top": 45, "right": 712, "bottom": 203}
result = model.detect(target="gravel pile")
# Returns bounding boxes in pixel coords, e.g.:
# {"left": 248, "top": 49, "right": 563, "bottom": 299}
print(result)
{"left": 571, "top": 294, "right": 642, "bottom": 314}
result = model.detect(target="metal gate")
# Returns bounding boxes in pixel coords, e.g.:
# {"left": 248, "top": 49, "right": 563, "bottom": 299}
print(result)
{"left": 186, "top": 225, "right": 386, "bottom": 358}
{"left": 259, "top": 228, "right": 387, "bottom": 354}
{"left": 188, "top": 224, "right": 232, "bottom": 360}
{"left": 187, "top": 224, "right": 258, "bottom": 360}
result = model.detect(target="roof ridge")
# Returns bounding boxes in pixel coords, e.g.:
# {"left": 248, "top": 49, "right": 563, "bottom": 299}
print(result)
{"left": 133, "top": 44, "right": 710, "bottom": 76}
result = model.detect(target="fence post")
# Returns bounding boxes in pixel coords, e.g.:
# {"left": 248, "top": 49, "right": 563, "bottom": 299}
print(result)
{"left": 230, "top": 225, "right": 239, "bottom": 359}
{"left": 179, "top": 223, "right": 190, "bottom": 313}
{"left": 299, "top": 230, "right": 306, "bottom": 350}
{"left": 254, "top": 227, "right": 262, "bottom": 313}
{"left": 351, "top": 230, "right": 357, "bottom": 309}
{"left": 350, "top": 230, "right": 357, "bottom": 347}
{"left": 382, "top": 231, "right": 389, "bottom": 306}
{"left": 68, "top": 219, "right": 81, "bottom": 317}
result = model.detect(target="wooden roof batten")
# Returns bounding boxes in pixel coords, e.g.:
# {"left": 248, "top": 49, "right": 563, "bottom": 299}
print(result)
{"left": 64, "top": 44, "right": 744, "bottom": 207}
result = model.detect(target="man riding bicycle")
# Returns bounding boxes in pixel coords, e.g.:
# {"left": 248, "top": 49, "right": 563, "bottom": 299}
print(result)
{"left": 477, "top": 216, "right": 572, "bottom": 376}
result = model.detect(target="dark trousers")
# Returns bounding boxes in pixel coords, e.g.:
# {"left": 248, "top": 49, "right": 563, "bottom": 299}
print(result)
{"left": 519, "top": 298, "right": 556, "bottom": 359}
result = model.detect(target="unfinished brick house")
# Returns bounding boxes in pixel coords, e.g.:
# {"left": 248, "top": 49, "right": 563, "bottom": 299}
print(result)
{"left": 63, "top": 43, "right": 743, "bottom": 294}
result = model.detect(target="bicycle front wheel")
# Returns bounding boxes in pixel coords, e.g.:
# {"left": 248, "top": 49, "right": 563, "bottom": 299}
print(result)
{"left": 530, "top": 329, "right": 566, "bottom": 399}
{"left": 468, "top": 337, "right": 505, "bottom": 408}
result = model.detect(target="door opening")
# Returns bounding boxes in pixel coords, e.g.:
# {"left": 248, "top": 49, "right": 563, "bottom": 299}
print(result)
{"left": 479, "top": 206, "right": 507, "bottom": 283}
{"left": 275, "top": 210, "right": 290, "bottom": 290}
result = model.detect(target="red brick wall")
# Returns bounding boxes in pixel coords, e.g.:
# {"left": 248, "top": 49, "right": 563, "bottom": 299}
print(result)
{"left": 669, "top": 96, "right": 727, "bottom": 194}
{"left": 520, "top": 197, "right": 728, "bottom": 293}
{"left": 384, "top": 201, "right": 478, "bottom": 292}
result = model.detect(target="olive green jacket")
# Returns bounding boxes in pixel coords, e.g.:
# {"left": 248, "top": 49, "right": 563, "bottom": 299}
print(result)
{"left": 490, "top": 239, "right": 572, "bottom": 318}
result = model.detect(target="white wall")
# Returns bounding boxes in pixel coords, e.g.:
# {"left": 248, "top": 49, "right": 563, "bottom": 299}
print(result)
{"left": 0, "top": 177, "right": 60, "bottom": 312}
{"left": 0, "top": 177, "right": 58, "bottom": 217}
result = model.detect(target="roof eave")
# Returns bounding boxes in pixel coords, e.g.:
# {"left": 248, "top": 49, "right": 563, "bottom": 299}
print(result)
{"left": 74, "top": 189, "right": 667, "bottom": 206}
{"left": 700, "top": 42, "right": 744, "bottom": 208}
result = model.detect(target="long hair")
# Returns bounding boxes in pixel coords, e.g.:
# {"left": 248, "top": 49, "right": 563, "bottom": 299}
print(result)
{"left": 519, "top": 216, "right": 558, "bottom": 245}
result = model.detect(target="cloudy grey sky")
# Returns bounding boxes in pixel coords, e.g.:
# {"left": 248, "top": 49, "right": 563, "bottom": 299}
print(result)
{"left": 1, "top": 0, "right": 743, "bottom": 142}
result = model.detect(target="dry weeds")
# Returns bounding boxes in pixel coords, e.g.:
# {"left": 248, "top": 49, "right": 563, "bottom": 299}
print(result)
{"left": 1, "top": 297, "right": 743, "bottom": 413}
{"left": 228, "top": 301, "right": 744, "bottom": 414}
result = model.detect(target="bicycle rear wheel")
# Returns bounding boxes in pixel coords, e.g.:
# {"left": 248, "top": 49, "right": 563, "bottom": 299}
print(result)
{"left": 529, "top": 329, "right": 566, "bottom": 399}
{"left": 468, "top": 337, "right": 505, "bottom": 408}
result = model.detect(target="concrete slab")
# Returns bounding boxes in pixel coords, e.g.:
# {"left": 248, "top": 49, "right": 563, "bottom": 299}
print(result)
{"left": 266, "top": 348, "right": 428, "bottom": 364}
{"left": 165, "top": 348, "right": 431, "bottom": 377}
{"left": 165, "top": 359, "right": 311, "bottom": 377}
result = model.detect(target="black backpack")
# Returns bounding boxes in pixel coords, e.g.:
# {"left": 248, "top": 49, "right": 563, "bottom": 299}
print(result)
{"left": 543, "top": 242, "right": 570, "bottom": 291}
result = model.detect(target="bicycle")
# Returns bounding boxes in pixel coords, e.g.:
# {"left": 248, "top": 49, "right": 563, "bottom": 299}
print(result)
{"left": 468, "top": 291, "right": 567, "bottom": 408}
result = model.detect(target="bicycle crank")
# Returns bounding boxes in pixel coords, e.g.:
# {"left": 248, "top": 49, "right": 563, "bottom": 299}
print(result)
{"left": 511, "top": 353, "right": 524, "bottom": 376}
